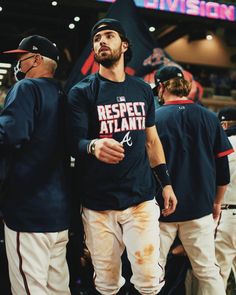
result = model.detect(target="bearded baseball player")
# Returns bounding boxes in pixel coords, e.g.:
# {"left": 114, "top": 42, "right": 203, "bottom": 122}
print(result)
{"left": 215, "top": 107, "right": 236, "bottom": 288}
{"left": 153, "top": 65, "right": 233, "bottom": 295}
{"left": 67, "top": 18, "right": 177, "bottom": 295}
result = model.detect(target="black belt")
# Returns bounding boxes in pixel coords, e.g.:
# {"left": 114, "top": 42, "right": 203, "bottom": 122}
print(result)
{"left": 221, "top": 204, "right": 236, "bottom": 210}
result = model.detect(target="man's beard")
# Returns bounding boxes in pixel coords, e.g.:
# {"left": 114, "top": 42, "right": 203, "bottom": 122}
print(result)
{"left": 94, "top": 45, "right": 122, "bottom": 68}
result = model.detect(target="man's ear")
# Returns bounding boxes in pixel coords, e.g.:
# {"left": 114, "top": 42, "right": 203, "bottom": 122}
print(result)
{"left": 34, "top": 54, "right": 43, "bottom": 66}
{"left": 221, "top": 122, "right": 228, "bottom": 130}
{"left": 122, "top": 41, "right": 128, "bottom": 53}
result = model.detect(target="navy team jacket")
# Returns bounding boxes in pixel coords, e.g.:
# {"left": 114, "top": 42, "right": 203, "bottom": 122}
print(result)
{"left": 0, "top": 78, "right": 70, "bottom": 232}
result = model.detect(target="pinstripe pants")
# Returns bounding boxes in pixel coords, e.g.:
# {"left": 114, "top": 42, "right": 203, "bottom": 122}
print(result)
{"left": 4, "top": 224, "right": 71, "bottom": 295}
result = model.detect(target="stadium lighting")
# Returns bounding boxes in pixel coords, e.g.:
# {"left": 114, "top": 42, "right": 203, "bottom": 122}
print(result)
{"left": 149, "top": 26, "right": 156, "bottom": 32}
{"left": 69, "top": 23, "right": 75, "bottom": 29}
{"left": 206, "top": 33, "right": 213, "bottom": 40}
{"left": 0, "top": 63, "right": 11, "bottom": 68}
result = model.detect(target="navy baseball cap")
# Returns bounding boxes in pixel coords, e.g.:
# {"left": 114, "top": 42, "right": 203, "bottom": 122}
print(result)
{"left": 218, "top": 107, "right": 236, "bottom": 122}
{"left": 91, "top": 18, "right": 127, "bottom": 40}
{"left": 3, "top": 35, "right": 59, "bottom": 62}
{"left": 153, "top": 66, "right": 184, "bottom": 94}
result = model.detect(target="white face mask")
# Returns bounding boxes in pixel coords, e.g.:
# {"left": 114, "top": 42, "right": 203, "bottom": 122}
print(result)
{"left": 14, "top": 60, "right": 26, "bottom": 81}
{"left": 14, "top": 55, "right": 35, "bottom": 81}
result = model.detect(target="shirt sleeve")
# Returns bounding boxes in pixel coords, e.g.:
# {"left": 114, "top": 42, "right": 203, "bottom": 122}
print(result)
{"left": 145, "top": 86, "right": 155, "bottom": 128}
{"left": 67, "top": 85, "right": 91, "bottom": 157}
{"left": 215, "top": 156, "right": 230, "bottom": 185}
{"left": 0, "top": 80, "right": 36, "bottom": 147}
{"left": 214, "top": 120, "right": 234, "bottom": 158}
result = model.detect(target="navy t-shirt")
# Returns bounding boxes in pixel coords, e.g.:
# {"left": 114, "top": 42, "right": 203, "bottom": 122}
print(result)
{"left": 155, "top": 99, "right": 233, "bottom": 222}
{"left": 67, "top": 73, "right": 156, "bottom": 210}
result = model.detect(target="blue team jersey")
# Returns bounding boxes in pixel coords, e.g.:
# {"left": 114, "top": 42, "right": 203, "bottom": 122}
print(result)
{"left": 68, "top": 73, "right": 156, "bottom": 210}
{"left": 0, "top": 78, "right": 70, "bottom": 232}
{"left": 155, "top": 99, "right": 233, "bottom": 222}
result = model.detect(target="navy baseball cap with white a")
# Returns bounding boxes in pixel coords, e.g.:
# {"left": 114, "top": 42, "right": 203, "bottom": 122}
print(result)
{"left": 153, "top": 66, "right": 184, "bottom": 94}
{"left": 3, "top": 35, "right": 59, "bottom": 62}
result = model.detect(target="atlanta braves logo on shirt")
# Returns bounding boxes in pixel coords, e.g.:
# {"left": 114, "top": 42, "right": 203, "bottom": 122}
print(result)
{"left": 120, "top": 131, "right": 133, "bottom": 147}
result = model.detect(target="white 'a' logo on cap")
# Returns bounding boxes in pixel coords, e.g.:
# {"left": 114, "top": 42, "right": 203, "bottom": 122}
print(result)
{"left": 33, "top": 46, "right": 38, "bottom": 50}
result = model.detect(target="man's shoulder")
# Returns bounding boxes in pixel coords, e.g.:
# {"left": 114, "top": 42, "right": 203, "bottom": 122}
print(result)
{"left": 197, "top": 105, "right": 219, "bottom": 124}
{"left": 127, "top": 75, "right": 151, "bottom": 89}
{"left": 70, "top": 73, "right": 97, "bottom": 92}
{"left": 13, "top": 78, "right": 37, "bottom": 89}
{"left": 67, "top": 74, "right": 99, "bottom": 103}
{"left": 4, "top": 79, "right": 42, "bottom": 108}
{"left": 155, "top": 101, "right": 218, "bottom": 121}
{"left": 155, "top": 105, "right": 172, "bottom": 121}
{"left": 6, "top": 79, "right": 38, "bottom": 101}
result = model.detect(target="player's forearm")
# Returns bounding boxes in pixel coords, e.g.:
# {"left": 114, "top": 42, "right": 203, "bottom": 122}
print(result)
{"left": 66, "top": 120, "right": 90, "bottom": 157}
{"left": 145, "top": 128, "right": 172, "bottom": 188}
{"left": 145, "top": 127, "right": 166, "bottom": 167}
{"left": 214, "top": 185, "right": 228, "bottom": 205}
{"left": 146, "top": 139, "right": 166, "bottom": 167}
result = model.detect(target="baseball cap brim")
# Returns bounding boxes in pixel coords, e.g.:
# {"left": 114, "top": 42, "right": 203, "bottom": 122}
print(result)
{"left": 91, "top": 18, "right": 127, "bottom": 39}
{"left": 3, "top": 49, "right": 30, "bottom": 54}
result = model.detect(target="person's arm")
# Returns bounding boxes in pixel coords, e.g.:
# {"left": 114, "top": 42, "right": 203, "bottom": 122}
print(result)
{"left": 145, "top": 126, "right": 166, "bottom": 166}
{"left": 213, "top": 156, "right": 230, "bottom": 220}
{"left": 146, "top": 126, "right": 177, "bottom": 216}
{"left": 67, "top": 86, "right": 124, "bottom": 164}
{"left": 213, "top": 185, "right": 227, "bottom": 221}
{"left": 67, "top": 86, "right": 90, "bottom": 157}
{"left": 0, "top": 81, "right": 35, "bottom": 147}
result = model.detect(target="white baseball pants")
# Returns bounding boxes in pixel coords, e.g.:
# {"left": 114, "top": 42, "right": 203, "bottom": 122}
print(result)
{"left": 82, "top": 199, "right": 164, "bottom": 295}
{"left": 4, "top": 224, "right": 71, "bottom": 295}
{"left": 159, "top": 214, "right": 226, "bottom": 295}
{"left": 215, "top": 209, "right": 236, "bottom": 288}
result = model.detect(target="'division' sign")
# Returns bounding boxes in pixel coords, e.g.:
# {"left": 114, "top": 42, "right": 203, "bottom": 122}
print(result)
{"left": 97, "top": 0, "right": 236, "bottom": 22}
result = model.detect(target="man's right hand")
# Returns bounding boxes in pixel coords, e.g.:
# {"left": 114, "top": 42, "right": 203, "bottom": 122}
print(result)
{"left": 94, "top": 138, "right": 125, "bottom": 164}
{"left": 161, "top": 185, "right": 178, "bottom": 217}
